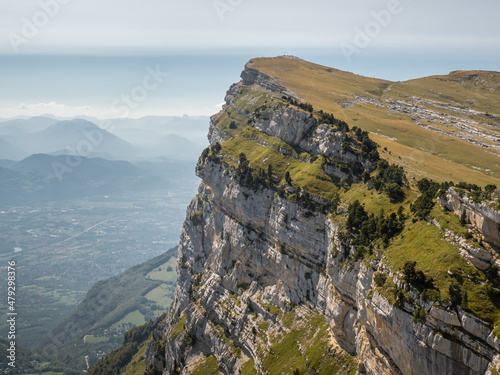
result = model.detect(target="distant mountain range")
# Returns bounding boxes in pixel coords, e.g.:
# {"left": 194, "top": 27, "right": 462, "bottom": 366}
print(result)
{"left": 0, "top": 116, "right": 209, "bottom": 161}
{"left": 0, "top": 137, "right": 26, "bottom": 160}
{"left": 1, "top": 119, "right": 137, "bottom": 160}
{"left": 0, "top": 153, "right": 163, "bottom": 205}
{"left": 0, "top": 116, "right": 58, "bottom": 135}
{"left": 102, "top": 116, "right": 209, "bottom": 159}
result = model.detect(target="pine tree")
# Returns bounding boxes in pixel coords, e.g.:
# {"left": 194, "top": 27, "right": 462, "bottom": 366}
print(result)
{"left": 460, "top": 209, "right": 467, "bottom": 225}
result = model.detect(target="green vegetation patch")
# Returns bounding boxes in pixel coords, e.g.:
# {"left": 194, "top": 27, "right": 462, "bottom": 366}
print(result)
{"left": 122, "top": 341, "right": 148, "bottom": 375}
{"left": 112, "top": 310, "right": 146, "bottom": 330}
{"left": 385, "top": 220, "right": 472, "bottom": 299}
{"left": 262, "top": 311, "right": 357, "bottom": 375}
{"left": 258, "top": 320, "right": 270, "bottom": 331}
{"left": 171, "top": 315, "right": 187, "bottom": 340}
{"left": 220, "top": 128, "right": 341, "bottom": 201}
{"left": 374, "top": 277, "right": 401, "bottom": 306}
{"left": 384, "top": 218, "right": 500, "bottom": 330}
{"left": 145, "top": 255, "right": 177, "bottom": 282}
{"left": 429, "top": 204, "right": 468, "bottom": 238}
{"left": 341, "top": 183, "right": 400, "bottom": 216}
{"left": 84, "top": 335, "right": 109, "bottom": 345}
{"left": 145, "top": 284, "right": 174, "bottom": 308}
{"left": 282, "top": 311, "right": 295, "bottom": 328}
{"left": 346, "top": 199, "right": 405, "bottom": 260}
{"left": 213, "top": 83, "right": 281, "bottom": 140}
{"left": 213, "top": 109, "right": 251, "bottom": 139}
{"left": 192, "top": 355, "right": 220, "bottom": 375}
{"left": 211, "top": 323, "right": 242, "bottom": 358}
{"left": 88, "top": 317, "right": 162, "bottom": 375}
{"left": 233, "top": 86, "right": 279, "bottom": 115}
{"left": 262, "top": 303, "right": 283, "bottom": 317}
{"left": 240, "top": 358, "right": 259, "bottom": 375}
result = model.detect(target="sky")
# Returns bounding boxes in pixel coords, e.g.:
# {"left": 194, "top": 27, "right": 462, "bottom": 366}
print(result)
{"left": 0, "top": 0, "right": 499, "bottom": 119}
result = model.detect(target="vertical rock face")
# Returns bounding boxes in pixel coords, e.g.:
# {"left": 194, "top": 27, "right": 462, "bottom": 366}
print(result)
{"left": 443, "top": 187, "right": 500, "bottom": 251}
{"left": 240, "top": 63, "right": 295, "bottom": 97}
{"left": 145, "top": 62, "right": 500, "bottom": 375}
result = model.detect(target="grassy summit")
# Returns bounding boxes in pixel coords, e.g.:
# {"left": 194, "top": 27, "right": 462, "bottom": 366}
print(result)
{"left": 248, "top": 56, "right": 500, "bottom": 185}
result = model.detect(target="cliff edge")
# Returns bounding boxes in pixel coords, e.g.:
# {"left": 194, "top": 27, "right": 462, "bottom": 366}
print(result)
{"left": 145, "top": 57, "right": 500, "bottom": 375}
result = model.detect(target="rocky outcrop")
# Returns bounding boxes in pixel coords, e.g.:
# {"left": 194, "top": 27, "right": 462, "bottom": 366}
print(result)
{"left": 146, "top": 154, "right": 499, "bottom": 374}
{"left": 443, "top": 187, "right": 500, "bottom": 251}
{"left": 443, "top": 227, "right": 496, "bottom": 271}
{"left": 253, "top": 106, "right": 317, "bottom": 147}
{"left": 207, "top": 113, "right": 227, "bottom": 146}
{"left": 240, "top": 60, "right": 295, "bottom": 97}
{"left": 351, "top": 95, "right": 500, "bottom": 154}
{"left": 253, "top": 108, "right": 360, "bottom": 166}
{"left": 145, "top": 64, "right": 500, "bottom": 375}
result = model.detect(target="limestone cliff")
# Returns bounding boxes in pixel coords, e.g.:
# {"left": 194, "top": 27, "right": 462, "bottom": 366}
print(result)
{"left": 438, "top": 187, "right": 500, "bottom": 274}
{"left": 443, "top": 187, "right": 500, "bottom": 250}
{"left": 145, "top": 60, "right": 500, "bottom": 375}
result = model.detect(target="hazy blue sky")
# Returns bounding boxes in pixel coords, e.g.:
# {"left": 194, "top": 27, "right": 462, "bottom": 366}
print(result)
{"left": 2, "top": 0, "right": 499, "bottom": 54}
{"left": 0, "top": 0, "right": 499, "bottom": 118}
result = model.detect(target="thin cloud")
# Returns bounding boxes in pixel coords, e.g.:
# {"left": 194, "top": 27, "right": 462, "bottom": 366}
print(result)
{"left": 0, "top": 102, "right": 216, "bottom": 119}
{"left": 0, "top": 102, "right": 97, "bottom": 118}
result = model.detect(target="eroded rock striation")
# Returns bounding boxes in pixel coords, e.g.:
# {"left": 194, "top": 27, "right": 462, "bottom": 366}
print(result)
{"left": 146, "top": 61, "right": 500, "bottom": 375}
{"left": 443, "top": 188, "right": 500, "bottom": 251}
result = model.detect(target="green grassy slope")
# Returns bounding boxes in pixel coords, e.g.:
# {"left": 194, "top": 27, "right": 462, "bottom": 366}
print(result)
{"left": 249, "top": 57, "right": 500, "bottom": 186}
{"left": 39, "top": 248, "right": 177, "bottom": 373}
